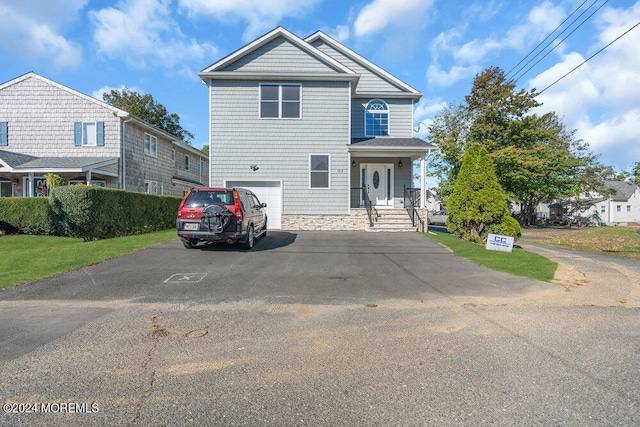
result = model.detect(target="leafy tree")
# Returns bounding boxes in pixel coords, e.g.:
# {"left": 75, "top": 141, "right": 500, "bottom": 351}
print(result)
{"left": 447, "top": 143, "right": 520, "bottom": 243}
{"left": 103, "top": 87, "right": 194, "bottom": 143}
{"left": 44, "top": 173, "right": 66, "bottom": 189}
{"left": 428, "top": 66, "right": 605, "bottom": 225}
{"left": 201, "top": 145, "right": 209, "bottom": 155}
{"left": 632, "top": 161, "right": 640, "bottom": 186}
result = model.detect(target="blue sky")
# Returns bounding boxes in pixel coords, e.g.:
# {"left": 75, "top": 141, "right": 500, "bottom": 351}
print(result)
{"left": 1, "top": 0, "right": 638, "bottom": 174}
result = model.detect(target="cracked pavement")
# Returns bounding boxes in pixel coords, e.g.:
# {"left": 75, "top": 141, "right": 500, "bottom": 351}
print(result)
{"left": 1, "top": 231, "right": 639, "bottom": 426}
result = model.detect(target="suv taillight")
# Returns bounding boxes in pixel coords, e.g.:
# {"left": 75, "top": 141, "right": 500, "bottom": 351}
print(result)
{"left": 232, "top": 190, "right": 243, "bottom": 220}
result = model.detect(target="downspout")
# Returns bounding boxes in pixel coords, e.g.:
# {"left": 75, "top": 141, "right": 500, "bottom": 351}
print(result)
{"left": 121, "top": 116, "right": 133, "bottom": 190}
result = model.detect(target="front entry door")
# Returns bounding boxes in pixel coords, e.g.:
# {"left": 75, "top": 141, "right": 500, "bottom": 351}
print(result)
{"left": 364, "top": 164, "right": 392, "bottom": 207}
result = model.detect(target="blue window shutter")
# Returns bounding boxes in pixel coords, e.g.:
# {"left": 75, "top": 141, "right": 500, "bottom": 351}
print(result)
{"left": 74, "top": 122, "right": 82, "bottom": 146}
{"left": 0, "top": 122, "right": 7, "bottom": 146}
{"left": 96, "top": 121, "right": 105, "bottom": 146}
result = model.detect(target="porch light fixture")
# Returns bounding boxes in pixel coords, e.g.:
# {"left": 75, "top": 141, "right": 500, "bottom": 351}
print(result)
{"left": 398, "top": 160, "right": 403, "bottom": 168}
{"left": 250, "top": 164, "right": 259, "bottom": 171}
{"left": 352, "top": 160, "right": 356, "bottom": 168}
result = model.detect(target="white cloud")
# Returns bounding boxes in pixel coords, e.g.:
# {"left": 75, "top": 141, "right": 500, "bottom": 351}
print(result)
{"left": 528, "top": 1, "right": 640, "bottom": 170}
{"left": 90, "top": 0, "right": 216, "bottom": 69}
{"left": 178, "top": 0, "right": 322, "bottom": 42}
{"left": 454, "top": 38, "right": 502, "bottom": 64}
{"left": 426, "top": 63, "right": 480, "bottom": 87}
{"left": 413, "top": 97, "right": 448, "bottom": 138}
{"left": 0, "top": 0, "right": 85, "bottom": 69}
{"left": 353, "top": 0, "right": 435, "bottom": 37}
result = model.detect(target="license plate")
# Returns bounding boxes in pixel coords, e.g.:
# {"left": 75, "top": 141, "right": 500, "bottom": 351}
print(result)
{"left": 184, "top": 223, "right": 199, "bottom": 231}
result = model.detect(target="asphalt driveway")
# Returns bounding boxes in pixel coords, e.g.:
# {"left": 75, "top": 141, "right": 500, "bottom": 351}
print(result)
{"left": 1, "top": 231, "right": 639, "bottom": 426}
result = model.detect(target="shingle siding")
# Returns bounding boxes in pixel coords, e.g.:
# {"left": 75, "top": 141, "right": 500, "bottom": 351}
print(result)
{"left": 210, "top": 80, "right": 350, "bottom": 214}
{"left": 0, "top": 76, "right": 121, "bottom": 158}
{"left": 221, "top": 38, "right": 341, "bottom": 74}
{"left": 310, "top": 40, "right": 405, "bottom": 94}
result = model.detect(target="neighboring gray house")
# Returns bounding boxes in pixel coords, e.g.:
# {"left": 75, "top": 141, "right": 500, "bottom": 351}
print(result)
{"left": 198, "top": 27, "right": 435, "bottom": 230}
{"left": 0, "top": 72, "right": 208, "bottom": 198}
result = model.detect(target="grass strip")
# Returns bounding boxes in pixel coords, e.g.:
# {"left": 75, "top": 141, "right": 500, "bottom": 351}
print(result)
{"left": 423, "top": 231, "right": 557, "bottom": 282}
{"left": 0, "top": 230, "right": 177, "bottom": 288}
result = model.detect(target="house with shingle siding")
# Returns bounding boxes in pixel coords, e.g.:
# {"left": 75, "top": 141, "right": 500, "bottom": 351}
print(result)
{"left": 198, "top": 27, "right": 435, "bottom": 230}
{"left": 0, "top": 72, "right": 208, "bottom": 198}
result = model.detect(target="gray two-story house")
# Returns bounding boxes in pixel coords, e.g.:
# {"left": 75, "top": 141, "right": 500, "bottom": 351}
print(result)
{"left": 0, "top": 72, "right": 208, "bottom": 198}
{"left": 199, "top": 27, "right": 435, "bottom": 230}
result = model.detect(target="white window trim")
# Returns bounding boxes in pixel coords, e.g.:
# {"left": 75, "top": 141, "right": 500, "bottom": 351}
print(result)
{"left": 144, "top": 180, "right": 159, "bottom": 194}
{"left": 364, "top": 99, "right": 390, "bottom": 137}
{"left": 144, "top": 133, "right": 158, "bottom": 157}
{"left": 83, "top": 122, "right": 97, "bottom": 146}
{"left": 259, "top": 83, "right": 302, "bottom": 119}
{"left": 309, "top": 154, "right": 331, "bottom": 189}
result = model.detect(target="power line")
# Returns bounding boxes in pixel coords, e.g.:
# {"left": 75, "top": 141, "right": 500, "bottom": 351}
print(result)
{"left": 535, "top": 20, "right": 640, "bottom": 96}
{"left": 512, "top": 0, "right": 608, "bottom": 83}
{"left": 505, "top": 0, "right": 590, "bottom": 79}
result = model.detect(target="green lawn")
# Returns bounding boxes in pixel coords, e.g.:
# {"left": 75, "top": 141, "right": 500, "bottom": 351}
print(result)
{"left": 0, "top": 230, "right": 178, "bottom": 288}
{"left": 522, "top": 227, "right": 640, "bottom": 260}
{"left": 423, "top": 231, "right": 558, "bottom": 282}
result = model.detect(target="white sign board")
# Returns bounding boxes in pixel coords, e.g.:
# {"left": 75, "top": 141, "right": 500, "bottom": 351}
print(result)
{"left": 486, "top": 234, "right": 514, "bottom": 252}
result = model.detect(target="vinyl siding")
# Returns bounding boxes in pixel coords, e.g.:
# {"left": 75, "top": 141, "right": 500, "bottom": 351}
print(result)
{"left": 0, "top": 75, "right": 121, "bottom": 157}
{"left": 310, "top": 41, "right": 405, "bottom": 94}
{"left": 209, "top": 80, "right": 351, "bottom": 214}
{"left": 221, "top": 38, "right": 343, "bottom": 74}
{"left": 351, "top": 98, "right": 414, "bottom": 138}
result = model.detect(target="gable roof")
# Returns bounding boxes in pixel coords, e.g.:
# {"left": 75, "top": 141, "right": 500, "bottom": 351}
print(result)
{"left": 305, "top": 31, "right": 422, "bottom": 100}
{"left": 199, "top": 27, "right": 358, "bottom": 83}
{"left": 0, "top": 72, "right": 130, "bottom": 118}
{"left": 604, "top": 180, "right": 639, "bottom": 201}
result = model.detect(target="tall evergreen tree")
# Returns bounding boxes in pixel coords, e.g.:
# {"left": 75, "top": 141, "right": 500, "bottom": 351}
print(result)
{"left": 447, "top": 143, "right": 520, "bottom": 243}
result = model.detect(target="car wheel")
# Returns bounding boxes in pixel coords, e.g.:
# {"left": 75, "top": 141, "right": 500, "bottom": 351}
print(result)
{"left": 242, "top": 226, "right": 254, "bottom": 249}
{"left": 183, "top": 238, "right": 198, "bottom": 249}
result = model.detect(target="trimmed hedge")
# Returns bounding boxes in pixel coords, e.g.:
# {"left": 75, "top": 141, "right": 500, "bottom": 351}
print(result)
{"left": 0, "top": 197, "right": 57, "bottom": 235}
{"left": 50, "top": 186, "right": 181, "bottom": 240}
{"left": 0, "top": 186, "right": 181, "bottom": 240}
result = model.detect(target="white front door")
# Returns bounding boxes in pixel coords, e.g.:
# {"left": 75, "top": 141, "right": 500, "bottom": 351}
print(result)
{"left": 363, "top": 164, "right": 393, "bottom": 207}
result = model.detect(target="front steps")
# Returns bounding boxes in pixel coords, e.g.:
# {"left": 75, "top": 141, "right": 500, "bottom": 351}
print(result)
{"left": 366, "top": 208, "right": 417, "bottom": 232}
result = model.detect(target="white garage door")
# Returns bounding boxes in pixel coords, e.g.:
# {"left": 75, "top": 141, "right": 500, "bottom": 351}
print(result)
{"left": 226, "top": 180, "right": 282, "bottom": 229}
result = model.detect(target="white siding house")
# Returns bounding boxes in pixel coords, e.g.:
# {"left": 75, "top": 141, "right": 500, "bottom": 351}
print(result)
{"left": 0, "top": 72, "right": 208, "bottom": 198}
{"left": 198, "top": 27, "right": 435, "bottom": 230}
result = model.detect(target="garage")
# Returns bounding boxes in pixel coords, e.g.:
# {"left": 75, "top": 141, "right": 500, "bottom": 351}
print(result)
{"left": 225, "top": 180, "right": 283, "bottom": 229}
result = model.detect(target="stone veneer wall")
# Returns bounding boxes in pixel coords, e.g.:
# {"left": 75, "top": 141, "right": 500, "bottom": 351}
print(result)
{"left": 281, "top": 208, "right": 431, "bottom": 231}
{"left": 281, "top": 210, "right": 371, "bottom": 231}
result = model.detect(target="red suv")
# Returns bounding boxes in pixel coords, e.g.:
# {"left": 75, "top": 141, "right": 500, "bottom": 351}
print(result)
{"left": 176, "top": 187, "right": 267, "bottom": 249}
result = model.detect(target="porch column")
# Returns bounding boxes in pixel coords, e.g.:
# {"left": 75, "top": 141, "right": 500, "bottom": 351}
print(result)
{"left": 420, "top": 155, "right": 426, "bottom": 209}
{"left": 85, "top": 170, "right": 92, "bottom": 186}
{"left": 27, "top": 172, "right": 34, "bottom": 197}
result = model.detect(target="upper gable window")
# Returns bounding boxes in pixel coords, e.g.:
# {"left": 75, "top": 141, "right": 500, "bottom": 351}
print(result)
{"left": 260, "top": 84, "right": 301, "bottom": 119}
{"left": 365, "top": 99, "right": 389, "bottom": 136}
{"left": 74, "top": 121, "right": 105, "bottom": 146}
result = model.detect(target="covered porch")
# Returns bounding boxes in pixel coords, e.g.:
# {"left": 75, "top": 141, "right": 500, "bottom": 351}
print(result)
{"left": 0, "top": 150, "right": 118, "bottom": 197}
{"left": 348, "top": 137, "right": 436, "bottom": 210}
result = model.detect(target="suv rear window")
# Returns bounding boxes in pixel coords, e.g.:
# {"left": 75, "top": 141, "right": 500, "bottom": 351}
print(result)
{"left": 184, "top": 190, "right": 233, "bottom": 207}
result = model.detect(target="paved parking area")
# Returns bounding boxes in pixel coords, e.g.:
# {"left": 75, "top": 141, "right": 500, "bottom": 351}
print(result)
{"left": 1, "top": 231, "right": 639, "bottom": 426}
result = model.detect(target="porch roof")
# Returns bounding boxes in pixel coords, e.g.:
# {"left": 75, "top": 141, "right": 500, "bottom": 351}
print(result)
{"left": 0, "top": 150, "right": 118, "bottom": 175}
{"left": 348, "top": 137, "right": 437, "bottom": 159}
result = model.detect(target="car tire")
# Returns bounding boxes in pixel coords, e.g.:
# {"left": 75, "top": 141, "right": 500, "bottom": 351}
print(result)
{"left": 183, "top": 238, "right": 198, "bottom": 249}
{"left": 242, "top": 226, "right": 254, "bottom": 250}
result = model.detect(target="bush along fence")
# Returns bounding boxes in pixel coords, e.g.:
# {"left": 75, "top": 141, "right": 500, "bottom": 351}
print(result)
{"left": 0, "top": 186, "right": 181, "bottom": 240}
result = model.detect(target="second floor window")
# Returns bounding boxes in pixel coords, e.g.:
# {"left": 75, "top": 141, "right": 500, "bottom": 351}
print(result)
{"left": 144, "top": 133, "right": 157, "bottom": 157}
{"left": 365, "top": 99, "right": 389, "bottom": 136}
{"left": 74, "top": 121, "right": 105, "bottom": 146}
{"left": 260, "top": 84, "right": 301, "bottom": 119}
{"left": 185, "top": 155, "right": 190, "bottom": 171}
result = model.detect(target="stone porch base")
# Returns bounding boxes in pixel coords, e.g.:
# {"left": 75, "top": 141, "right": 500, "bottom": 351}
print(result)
{"left": 281, "top": 208, "right": 430, "bottom": 231}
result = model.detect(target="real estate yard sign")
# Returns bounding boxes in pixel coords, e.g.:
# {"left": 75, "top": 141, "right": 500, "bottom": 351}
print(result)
{"left": 486, "top": 234, "right": 514, "bottom": 252}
